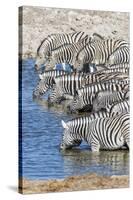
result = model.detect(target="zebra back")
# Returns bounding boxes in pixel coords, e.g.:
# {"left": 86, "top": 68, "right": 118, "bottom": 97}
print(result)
{"left": 107, "top": 46, "right": 130, "bottom": 65}
{"left": 54, "top": 72, "right": 87, "bottom": 96}
{"left": 37, "top": 32, "right": 88, "bottom": 56}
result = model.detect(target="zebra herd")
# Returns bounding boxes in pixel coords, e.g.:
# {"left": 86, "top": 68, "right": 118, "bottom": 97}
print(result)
{"left": 33, "top": 31, "right": 130, "bottom": 152}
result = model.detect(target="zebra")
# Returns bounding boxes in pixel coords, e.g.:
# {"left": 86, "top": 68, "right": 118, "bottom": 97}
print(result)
{"left": 33, "top": 70, "right": 68, "bottom": 98}
{"left": 35, "top": 32, "right": 89, "bottom": 70}
{"left": 107, "top": 46, "right": 130, "bottom": 66}
{"left": 124, "top": 90, "right": 129, "bottom": 99}
{"left": 93, "top": 90, "right": 126, "bottom": 112}
{"left": 60, "top": 113, "right": 129, "bottom": 152}
{"left": 60, "top": 110, "right": 109, "bottom": 148}
{"left": 96, "top": 63, "right": 129, "bottom": 75}
{"left": 48, "top": 71, "right": 128, "bottom": 104}
{"left": 74, "top": 39, "right": 129, "bottom": 70}
{"left": 108, "top": 99, "right": 130, "bottom": 117}
{"left": 68, "top": 79, "right": 129, "bottom": 112}
{"left": 44, "top": 37, "right": 90, "bottom": 71}
{"left": 48, "top": 72, "right": 89, "bottom": 103}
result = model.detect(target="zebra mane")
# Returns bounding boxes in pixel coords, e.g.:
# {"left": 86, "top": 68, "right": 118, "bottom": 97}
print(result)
{"left": 92, "top": 33, "right": 105, "bottom": 40}
{"left": 37, "top": 37, "right": 48, "bottom": 55}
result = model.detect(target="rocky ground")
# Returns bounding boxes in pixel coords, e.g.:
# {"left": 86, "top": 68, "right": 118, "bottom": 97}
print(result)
{"left": 19, "top": 6, "right": 129, "bottom": 59}
{"left": 19, "top": 173, "right": 129, "bottom": 194}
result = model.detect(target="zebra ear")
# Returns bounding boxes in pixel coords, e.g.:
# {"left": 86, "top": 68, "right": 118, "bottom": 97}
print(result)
{"left": 39, "top": 74, "right": 43, "bottom": 80}
{"left": 61, "top": 120, "right": 68, "bottom": 129}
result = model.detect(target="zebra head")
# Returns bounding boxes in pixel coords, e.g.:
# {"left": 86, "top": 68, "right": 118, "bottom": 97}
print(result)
{"left": 93, "top": 91, "right": 108, "bottom": 112}
{"left": 48, "top": 86, "right": 65, "bottom": 105}
{"left": 60, "top": 120, "right": 82, "bottom": 150}
{"left": 67, "top": 90, "right": 82, "bottom": 112}
{"left": 35, "top": 53, "right": 45, "bottom": 71}
{"left": 34, "top": 53, "right": 51, "bottom": 71}
{"left": 33, "top": 79, "right": 49, "bottom": 98}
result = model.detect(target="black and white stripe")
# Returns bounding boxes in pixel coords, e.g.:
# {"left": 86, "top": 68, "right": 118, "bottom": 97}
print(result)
{"left": 33, "top": 70, "right": 68, "bottom": 98}
{"left": 69, "top": 79, "right": 129, "bottom": 112}
{"left": 107, "top": 47, "right": 129, "bottom": 66}
{"left": 48, "top": 71, "right": 128, "bottom": 104}
{"left": 97, "top": 63, "right": 129, "bottom": 74}
{"left": 109, "top": 99, "right": 130, "bottom": 117}
{"left": 93, "top": 90, "right": 126, "bottom": 112}
{"left": 45, "top": 38, "right": 88, "bottom": 70}
{"left": 60, "top": 113, "right": 129, "bottom": 151}
{"left": 35, "top": 32, "right": 88, "bottom": 70}
{"left": 48, "top": 72, "right": 88, "bottom": 103}
{"left": 75, "top": 39, "right": 129, "bottom": 69}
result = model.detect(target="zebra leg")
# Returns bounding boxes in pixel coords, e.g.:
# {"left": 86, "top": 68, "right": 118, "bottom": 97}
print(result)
{"left": 90, "top": 134, "right": 100, "bottom": 152}
{"left": 124, "top": 134, "right": 130, "bottom": 149}
{"left": 122, "top": 121, "right": 130, "bottom": 149}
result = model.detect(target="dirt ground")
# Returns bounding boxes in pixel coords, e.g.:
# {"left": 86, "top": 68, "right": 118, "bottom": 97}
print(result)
{"left": 19, "top": 6, "right": 129, "bottom": 59}
{"left": 19, "top": 173, "right": 129, "bottom": 194}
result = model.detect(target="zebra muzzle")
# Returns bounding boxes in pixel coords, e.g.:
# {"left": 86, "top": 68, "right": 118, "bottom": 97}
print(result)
{"left": 34, "top": 64, "right": 39, "bottom": 71}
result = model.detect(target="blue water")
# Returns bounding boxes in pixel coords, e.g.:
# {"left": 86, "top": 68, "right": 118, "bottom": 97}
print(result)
{"left": 20, "top": 59, "right": 129, "bottom": 180}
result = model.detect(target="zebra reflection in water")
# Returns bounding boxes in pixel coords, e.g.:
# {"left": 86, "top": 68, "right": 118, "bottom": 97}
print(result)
{"left": 60, "top": 149, "right": 129, "bottom": 176}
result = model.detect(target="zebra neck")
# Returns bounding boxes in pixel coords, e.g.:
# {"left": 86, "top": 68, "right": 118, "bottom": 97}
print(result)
{"left": 70, "top": 117, "right": 89, "bottom": 138}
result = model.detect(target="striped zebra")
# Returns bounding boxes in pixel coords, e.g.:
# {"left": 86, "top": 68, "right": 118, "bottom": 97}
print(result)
{"left": 124, "top": 90, "right": 129, "bottom": 99}
{"left": 35, "top": 32, "right": 89, "bottom": 70}
{"left": 44, "top": 38, "right": 89, "bottom": 70}
{"left": 109, "top": 99, "right": 130, "bottom": 117}
{"left": 48, "top": 72, "right": 88, "bottom": 103}
{"left": 74, "top": 39, "right": 129, "bottom": 69}
{"left": 68, "top": 79, "right": 129, "bottom": 112}
{"left": 107, "top": 46, "right": 130, "bottom": 66}
{"left": 33, "top": 70, "right": 68, "bottom": 98}
{"left": 96, "top": 63, "right": 129, "bottom": 75}
{"left": 93, "top": 90, "right": 126, "bottom": 112}
{"left": 48, "top": 72, "right": 128, "bottom": 104}
{"left": 60, "top": 113, "right": 129, "bottom": 151}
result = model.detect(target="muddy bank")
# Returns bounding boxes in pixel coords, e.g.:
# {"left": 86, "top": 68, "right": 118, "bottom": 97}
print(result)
{"left": 19, "top": 6, "right": 129, "bottom": 59}
{"left": 19, "top": 173, "right": 129, "bottom": 194}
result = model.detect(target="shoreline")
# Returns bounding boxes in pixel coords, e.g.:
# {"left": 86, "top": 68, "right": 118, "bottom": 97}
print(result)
{"left": 19, "top": 173, "right": 129, "bottom": 194}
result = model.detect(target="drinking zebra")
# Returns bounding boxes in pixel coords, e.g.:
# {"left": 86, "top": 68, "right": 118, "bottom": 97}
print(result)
{"left": 35, "top": 31, "right": 89, "bottom": 70}
{"left": 48, "top": 72, "right": 88, "bottom": 103}
{"left": 68, "top": 79, "right": 129, "bottom": 112}
{"left": 60, "top": 113, "right": 129, "bottom": 152}
{"left": 44, "top": 38, "right": 89, "bottom": 70}
{"left": 33, "top": 70, "right": 68, "bottom": 98}
{"left": 48, "top": 71, "right": 128, "bottom": 104}
{"left": 109, "top": 99, "right": 130, "bottom": 117}
{"left": 74, "top": 39, "right": 129, "bottom": 69}
{"left": 107, "top": 46, "right": 130, "bottom": 66}
{"left": 60, "top": 110, "right": 109, "bottom": 148}
{"left": 93, "top": 90, "right": 126, "bottom": 112}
